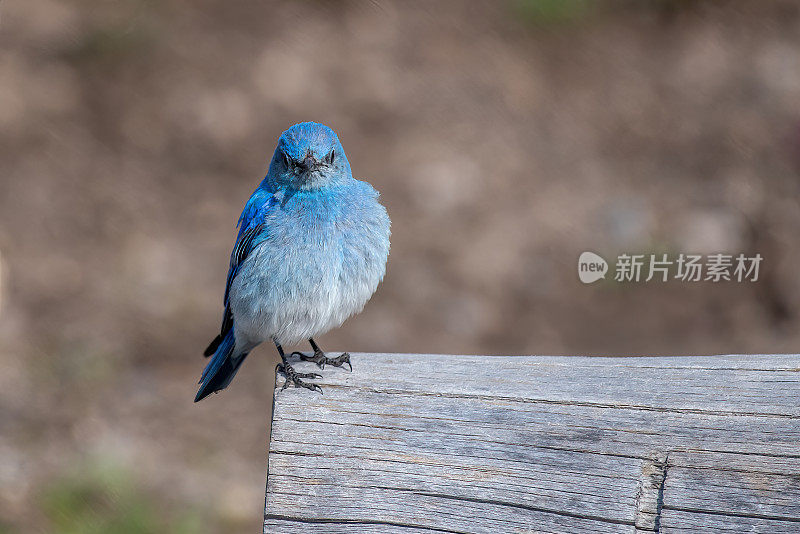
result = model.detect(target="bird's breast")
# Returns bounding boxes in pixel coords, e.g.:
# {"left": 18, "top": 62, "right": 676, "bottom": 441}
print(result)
{"left": 229, "top": 186, "right": 389, "bottom": 345}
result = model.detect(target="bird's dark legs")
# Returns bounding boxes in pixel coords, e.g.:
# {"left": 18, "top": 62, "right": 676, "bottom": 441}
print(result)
{"left": 275, "top": 341, "right": 322, "bottom": 393}
{"left": 291, "top": 338, "right": 352, "bottom": 371}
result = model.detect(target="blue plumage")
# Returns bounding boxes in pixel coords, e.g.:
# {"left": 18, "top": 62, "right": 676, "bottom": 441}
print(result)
{"left": 196, "top": 122, "right": 390, "bottom": 401}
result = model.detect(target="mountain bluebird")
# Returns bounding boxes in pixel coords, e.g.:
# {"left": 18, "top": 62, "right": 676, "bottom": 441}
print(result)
{"left": 195, "top": 122, "right": 390, "bottom": 401}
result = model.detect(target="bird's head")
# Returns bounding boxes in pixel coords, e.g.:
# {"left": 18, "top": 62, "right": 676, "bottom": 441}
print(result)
{"left": 266, "top": 122, "right": 352, "bottom": 191}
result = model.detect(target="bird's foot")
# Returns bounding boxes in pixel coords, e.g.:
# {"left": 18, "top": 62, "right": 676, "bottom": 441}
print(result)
{"left": 276, "top": 362, "right": 323, "bottom": 393}
{"left": 291, "top": 350, "right": 352, "bottom": 371}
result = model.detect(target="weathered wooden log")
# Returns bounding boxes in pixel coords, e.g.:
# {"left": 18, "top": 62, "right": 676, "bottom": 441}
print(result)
{"left": 265, "top": 353, "right": 800, "bottom": 533}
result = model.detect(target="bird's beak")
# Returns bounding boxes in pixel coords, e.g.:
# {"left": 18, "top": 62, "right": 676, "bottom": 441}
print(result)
{"left": 300, "top": 155, "right": 318, "bottom": 171}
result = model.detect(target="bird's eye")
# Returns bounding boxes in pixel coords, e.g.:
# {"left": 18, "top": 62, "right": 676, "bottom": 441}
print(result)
{"left": 326, "top": 150, "right": 335, "bottom": 165}
{"left": 282, "top": 152, "right": 292, "bottom": 168}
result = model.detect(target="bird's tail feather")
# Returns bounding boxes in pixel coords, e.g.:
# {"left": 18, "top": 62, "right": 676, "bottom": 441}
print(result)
{"left": 194, "top": 331, "right": 248, "bottom": 402}
{"left": 203, "top": 334, "right": 222, "bottom": 357}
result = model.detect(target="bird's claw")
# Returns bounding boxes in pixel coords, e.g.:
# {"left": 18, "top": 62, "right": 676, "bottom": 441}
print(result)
{"left": 328, "top": 352, "right": 353, "bottom": 372}
{"left": 276, "top": 362, "right": 323, "bottom": 394}
{"left": 292, "top": 350, "right": 352, "bottom": 371}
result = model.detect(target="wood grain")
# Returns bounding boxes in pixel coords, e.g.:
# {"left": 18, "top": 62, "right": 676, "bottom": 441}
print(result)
{"left": 265, "top": 354, "right": 800, "bottom": 533}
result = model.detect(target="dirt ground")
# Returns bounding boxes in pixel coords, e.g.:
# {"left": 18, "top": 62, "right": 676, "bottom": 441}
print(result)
{"left": 2, "top": 1, "right": 800, "bottom": 532}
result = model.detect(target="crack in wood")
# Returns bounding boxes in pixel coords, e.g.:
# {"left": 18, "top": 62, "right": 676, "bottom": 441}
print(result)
{"left": 373, "top": 487, "right": 636, "bottom": 527}
{"left": 272, "top": 416, "right": 657, "bottom": 461}
{"left": 661, "top": 506, "right": 800, "bottom": 523}
{"left": 272, "top": 437, "right": 650, "bottom": 462}
{"left": 655, "top": 455, "right": 668, "bottom": 533}
{"left": 635, "top": 451, "right": 669, "bottom": 533}
{"left": 309, "top": 384, "right": 800, "bottom": 419}
{"left": 264, "top": 514, "right": 471, "bottom": 533}
{"left": 268, "top": 476, "right": 629, "bottom": 504}
{"left": 268, "top": 449, "right": 641, "bottom": 488}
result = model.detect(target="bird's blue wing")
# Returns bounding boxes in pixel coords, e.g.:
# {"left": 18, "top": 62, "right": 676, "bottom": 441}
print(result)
{"left": 203, "top": 188, "right": 276, "bottom": 357}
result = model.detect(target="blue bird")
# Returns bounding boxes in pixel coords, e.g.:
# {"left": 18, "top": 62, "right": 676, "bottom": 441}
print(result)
{"left": 195, "top": 122, "right": 390, "bottom": 401}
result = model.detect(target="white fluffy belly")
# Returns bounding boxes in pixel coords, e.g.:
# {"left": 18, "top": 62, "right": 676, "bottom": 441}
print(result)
{"left": 228, "top": 238, "right": 377, "bottom": 347}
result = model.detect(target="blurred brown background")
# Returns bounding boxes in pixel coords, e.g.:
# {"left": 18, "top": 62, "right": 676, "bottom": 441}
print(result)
{"left": 2, "top": 0, "right": 800, "bottom": 532}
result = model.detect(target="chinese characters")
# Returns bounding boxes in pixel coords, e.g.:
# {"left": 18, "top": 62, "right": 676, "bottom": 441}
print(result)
{"left": 613, "top": 253, "right": 762, "bottom": 283}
